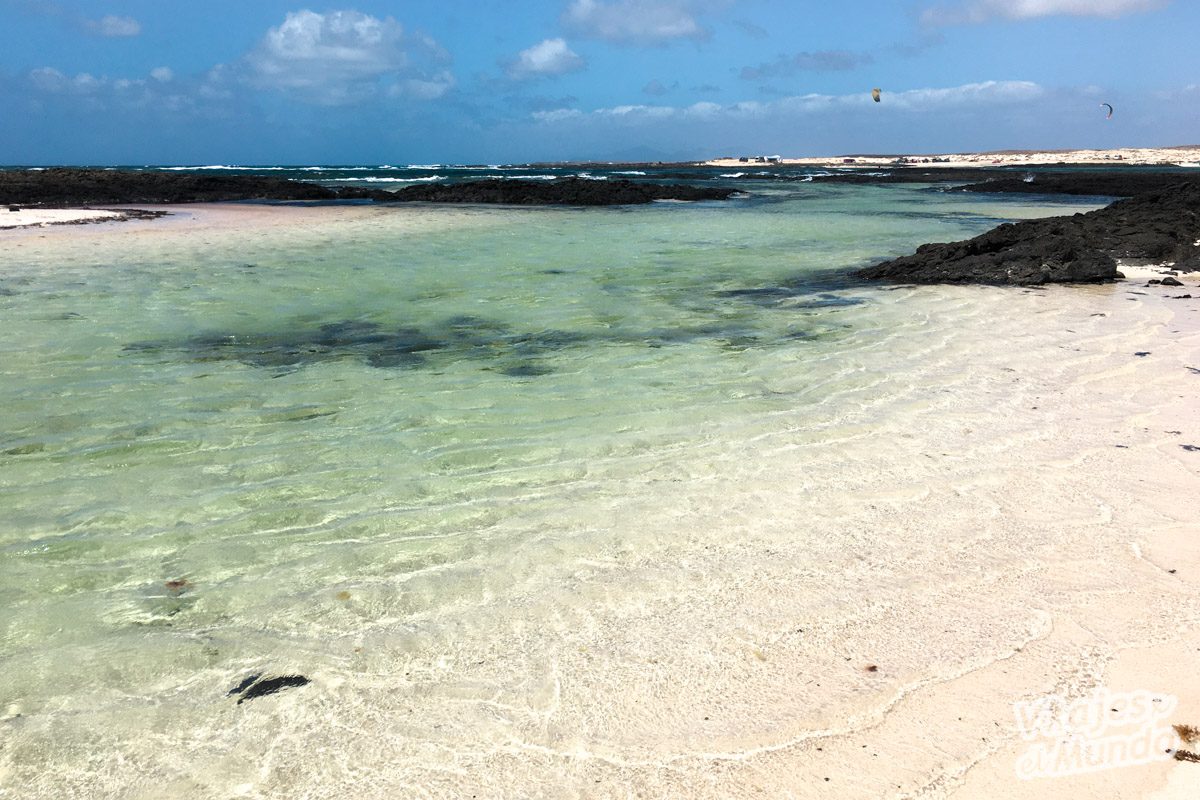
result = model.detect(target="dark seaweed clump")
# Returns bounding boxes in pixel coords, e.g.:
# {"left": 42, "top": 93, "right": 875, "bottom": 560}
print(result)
{"left": 126, "top": 317, "right": 594, "bottom": 376}
{"left": 123, "top": 292, "right": 856, "bottom": 375}
{"left": 228, "top": 674, "right": 310, "bottom": 704}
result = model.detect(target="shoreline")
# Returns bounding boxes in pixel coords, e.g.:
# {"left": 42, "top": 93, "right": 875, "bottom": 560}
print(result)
{"left": 700, "top": 144, "right": 1200, "bottom": 169}
{"left": 0, "top": 206, "right": 168, "bottom": 230}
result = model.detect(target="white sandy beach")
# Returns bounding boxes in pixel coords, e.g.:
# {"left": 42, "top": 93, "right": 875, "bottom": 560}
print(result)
{"left": 703, "top": 145, "right": 1200, "bottom": 169}
{"left": 2, "top": 201, "right": 1199, "bottom": 799}
{"left": 0, "top": 207, "right": 130, "bottom": 229}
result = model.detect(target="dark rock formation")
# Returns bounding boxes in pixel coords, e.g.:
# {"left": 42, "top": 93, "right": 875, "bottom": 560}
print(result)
{"left": 795, "top": 167, "right": 1200, "bottom": 198}
{"left": 1, "top": 169, "right": 736, "bottom": 207}
{"left": 391, "top": 177, "right": 736, "bottom": 205}
{"left": 953, "top": 172, "right": 1200, "bottom": 197}
{"left": 857, "top": 182, "right": 1200, "bottom": 285}
{"left": 0, "top": 168, "right": 392, "bottom": 206}
{"left": 228, "top": 674, "right": 310, "bottom": 704}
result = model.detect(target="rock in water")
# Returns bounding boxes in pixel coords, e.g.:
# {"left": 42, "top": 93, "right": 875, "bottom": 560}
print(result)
{"left": 856, "top": 182, "right": 1200, "bottom": 286}
{"left": 856, "top": 226, "right": 1119, "bottom": 285}
{"left": 391, "top": 177, "right": 736, "bottom": 205}
{"left": 229, "top": 674, "right": 310, "bottom": 704}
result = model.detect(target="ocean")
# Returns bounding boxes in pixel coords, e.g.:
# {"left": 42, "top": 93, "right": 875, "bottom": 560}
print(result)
{"left": 6, "top": 166, "right": 1183, "bottom": 797}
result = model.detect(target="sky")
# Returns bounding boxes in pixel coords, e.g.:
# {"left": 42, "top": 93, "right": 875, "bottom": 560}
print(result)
{"left": 1, "top": 0, "right": 1197, "bottom": 164}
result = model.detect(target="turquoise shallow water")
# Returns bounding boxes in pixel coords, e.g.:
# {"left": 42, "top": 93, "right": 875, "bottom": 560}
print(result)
{"left": 0, "top": 179, "right": 1111, "bottom": 796}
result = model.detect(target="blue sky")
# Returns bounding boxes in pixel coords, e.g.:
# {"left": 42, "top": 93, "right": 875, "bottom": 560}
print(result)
{"left": 1, "top": 0, "right": 1197, "bottom": 164}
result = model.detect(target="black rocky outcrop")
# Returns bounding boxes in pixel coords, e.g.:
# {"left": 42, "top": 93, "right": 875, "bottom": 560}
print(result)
{"left": 801, "top": 168, "right": 1200, "bottom": 197}
{"left": 0, "top": 168, "right": 392, "bottom": 206}
{"left": 391, "top": 177, "right": 736, "bottom": 205}
{"left": 1, "top": 169, "right": 736, "bottom": 208}
{"left": 953, "top": 172, "right": 1200, "bottom": 196}
{"left": 856, "top": 182, "right": 1200, "bottom": 285}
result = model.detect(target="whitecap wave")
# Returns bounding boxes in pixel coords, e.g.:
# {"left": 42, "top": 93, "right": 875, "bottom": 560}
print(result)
{"left": 349, "top": 176, "right": 446, "bottom": 183}
{"left": 158, "top": 165, "right": 288, "bottom": 171}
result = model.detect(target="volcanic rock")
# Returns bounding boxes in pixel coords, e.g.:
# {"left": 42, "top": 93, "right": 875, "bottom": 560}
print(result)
{"left": 391, "top": 177, "right": 736, "bottom": 205}
{"left": 857, "top": 182, "right": 1200, "bottom": 286}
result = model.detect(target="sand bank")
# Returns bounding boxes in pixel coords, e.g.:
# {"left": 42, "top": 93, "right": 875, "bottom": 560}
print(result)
{"left": 703, "top": 145, "right": 1200, "bottom": 169}
{"left": 0, "top": 207, "right": 130, "bottom": 229}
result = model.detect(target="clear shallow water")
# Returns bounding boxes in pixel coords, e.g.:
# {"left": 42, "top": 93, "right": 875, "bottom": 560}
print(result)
{"left": 0, "top": 178, "right": 1113, "bottom": 796}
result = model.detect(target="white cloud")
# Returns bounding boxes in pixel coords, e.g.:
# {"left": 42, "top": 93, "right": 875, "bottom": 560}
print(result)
{"left": 684, "top": 101, "right": 722, "bottom": 117}
{"left": 87, "top": 14, "right": 141, "bottom": 37}
{"left": 533, "top": 108, "right": 585, "bottom": 123}
{"left": 29, "top": 67, "right": 69, "bottom": 93}
{"left": 391, "top": 72, "right": 456, "bottom": 100}
{"left": 563, "top": 0, "right": 710, "bottom": 44}
{"left": 28, "top": 67, "right": 109, "bottom": 93}
{"left": 23, "top": 65, "right": 208, "bottom": 115}
{"left": 244, "top": 10, "right": 452, "bottom": 105}
{"left": 597, "top": 103, "right": 677, "bottom": 118}
{"left": 922, "top": 0, "right": 1168, "bottom": 25}
{"left": 72, "top": 72, "right": 102, "bottom": 91}
{"left": 889, "top": 80, "right": 1044, "bottom": 108}
{"left": 506, "top": 38, "right": 585, "bottom": 80}
{"left": 151, "top": 67, "right": 174, "bottom": 83}
{"left": 534, "top": 80, "right": 1045, "bottom": 122}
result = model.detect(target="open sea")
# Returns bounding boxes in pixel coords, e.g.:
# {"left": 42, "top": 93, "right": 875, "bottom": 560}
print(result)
{"left": 2, "top": 165, "right": 1149, "bottom": 797}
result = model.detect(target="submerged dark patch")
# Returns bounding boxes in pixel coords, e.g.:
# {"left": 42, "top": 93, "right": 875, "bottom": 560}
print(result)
{"left": 229, "top": 674, "right": 310, "bottom": 704}
{"left": 718, "top": 285, "right": 867, "bottom": 310}
{"left": 500, "top": 363, "right": 556, "bottom": 377}
{"left": 126, "top": 306, "right": 838, "bottom": 376}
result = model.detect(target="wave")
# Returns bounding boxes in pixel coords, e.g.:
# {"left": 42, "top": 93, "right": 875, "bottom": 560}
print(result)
{"left": 614, "top": 171, "right": 647, "bottom": 176}
{"left": 298, "top": 166, "right": 375, "bottom": 172}
{"left": 157, "top": 165, "right": 290, "bottom": 171}
{"left": 156, "top": 165, "right": 382, "bottom": 172}
{"left": 345, "top": 176, "right": 446, "bottom": 183}
{"left": 160, "top": 165, "right": 240, "bottom": 171}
